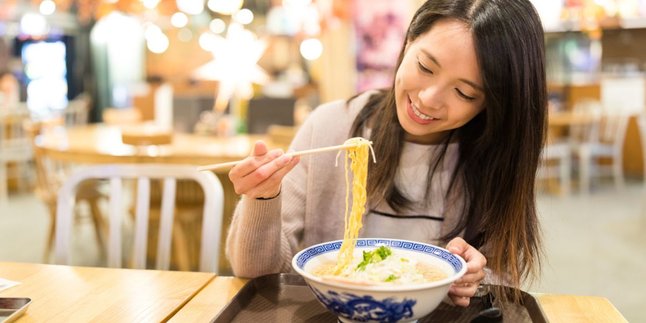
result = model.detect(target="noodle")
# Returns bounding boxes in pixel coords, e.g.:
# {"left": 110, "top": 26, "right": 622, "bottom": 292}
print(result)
{"left": 331, "top": 137, "right": 374, "bottom": 275}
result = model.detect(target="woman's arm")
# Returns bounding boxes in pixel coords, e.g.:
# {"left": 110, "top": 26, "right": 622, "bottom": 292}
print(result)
{"left": 225, "top": 116, "right": 315, "bottom": 277}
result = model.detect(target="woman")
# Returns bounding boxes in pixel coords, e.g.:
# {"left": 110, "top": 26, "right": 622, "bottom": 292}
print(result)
{"left": 226, "top": 0, "right": 546, "bottom": 306}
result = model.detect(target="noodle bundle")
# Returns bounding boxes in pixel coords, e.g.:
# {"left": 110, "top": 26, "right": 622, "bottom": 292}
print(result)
{"left": 331, "top": 137, "right": 373, "bottom": 275}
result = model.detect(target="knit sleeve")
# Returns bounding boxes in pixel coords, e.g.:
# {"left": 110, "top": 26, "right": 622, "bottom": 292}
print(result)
{"left": 225, "top": 107, "right": 315, "bottom": 278}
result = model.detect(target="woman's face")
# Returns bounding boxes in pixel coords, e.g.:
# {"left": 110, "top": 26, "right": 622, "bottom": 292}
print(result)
{"left": 394, "top": 19, "right": 485, "bottom": 145}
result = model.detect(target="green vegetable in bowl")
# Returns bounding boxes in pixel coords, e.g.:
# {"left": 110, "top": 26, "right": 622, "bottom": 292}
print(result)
{"left": 385, "top": 274, "right": 399, "bottom": 282}
{"left": 356, "top": 245, "right": 392, "bottom": 271}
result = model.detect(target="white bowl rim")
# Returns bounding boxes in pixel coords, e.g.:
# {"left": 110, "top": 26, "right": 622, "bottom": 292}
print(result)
{"left": 292, "top": 238, "right": 468, "bottom": 292}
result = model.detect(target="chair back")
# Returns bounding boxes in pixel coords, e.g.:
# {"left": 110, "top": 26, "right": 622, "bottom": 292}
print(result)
{"left": 598, "top": 110, "right": 630, "bottom": 152}
{"left": 569, "top": 98, "right": 602, "bottom": 144}
{"left": 54, "top": 164, "right": 224, "bottom": 273}
{"left": 569, "top": 99, "right": 629, "bottom": 149}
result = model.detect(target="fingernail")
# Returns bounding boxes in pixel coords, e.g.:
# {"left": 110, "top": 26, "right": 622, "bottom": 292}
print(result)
{"left": 278, "top": 154, "right": 292, "bottom": 165}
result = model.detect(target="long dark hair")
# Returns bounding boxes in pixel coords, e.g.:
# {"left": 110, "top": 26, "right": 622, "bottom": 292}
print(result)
{"left": 351, "top": 0, "right": 547, "bottom": 293}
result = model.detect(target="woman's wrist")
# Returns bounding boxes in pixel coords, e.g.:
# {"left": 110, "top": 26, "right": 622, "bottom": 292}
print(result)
{"left": 255, "top": 188, "right": 281, "bottom": 200}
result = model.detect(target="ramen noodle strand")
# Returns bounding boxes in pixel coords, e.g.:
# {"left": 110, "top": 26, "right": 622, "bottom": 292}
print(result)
{"left": 331, "top": 137, "right": 373, "bottom": 275}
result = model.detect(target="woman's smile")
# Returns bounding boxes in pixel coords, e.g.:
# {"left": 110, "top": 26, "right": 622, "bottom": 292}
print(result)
{"left": 407, "top": 96, "right": 437, "bottom": 125}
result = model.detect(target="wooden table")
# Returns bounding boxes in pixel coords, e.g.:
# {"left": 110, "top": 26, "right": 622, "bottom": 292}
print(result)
{"left": 0, "top": 262, "right": 214, "bottom": 322}
{"left": 172, "top": 276, "right": 629, "bottom": 323}
{"left": 0, "top": 262, "right": 628, "bottom": 322}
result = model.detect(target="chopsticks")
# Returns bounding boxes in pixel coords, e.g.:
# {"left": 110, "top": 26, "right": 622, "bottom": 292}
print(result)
{"left": 197, "top": 142, "right": 364, "bottom": 171}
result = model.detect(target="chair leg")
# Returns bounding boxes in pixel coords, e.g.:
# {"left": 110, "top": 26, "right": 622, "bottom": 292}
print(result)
{"left": 613, "top": 154, "right": 625, "bottom": 191}
{"left": 87, "top": 198, "right": 107, "bottom": 256}
{"left": 578, "top": 147, "right": 591, "bottom": 194}
{"left": 43, "top": 203, "right": 57, "bottom": 262}
{"left": 172, "top": 221, "right": 191, "bottom": 271}
{"left": 0, "top": 163, "right": 8, "bottom": 202}
{"left": 560, "top": 154, "right": 571, "bottom": 196}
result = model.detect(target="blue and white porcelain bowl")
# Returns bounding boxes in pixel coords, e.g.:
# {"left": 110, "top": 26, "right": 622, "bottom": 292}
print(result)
{"left": 292, "top": 238, "right": 467, "bottom": 323}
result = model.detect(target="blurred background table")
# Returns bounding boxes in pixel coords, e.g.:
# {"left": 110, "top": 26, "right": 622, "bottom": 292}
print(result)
{"left": 35, "top": 123, "right": 268, "bottom": 165}
{"left": 33, "top": 123, "right": 287, "bottom": 274}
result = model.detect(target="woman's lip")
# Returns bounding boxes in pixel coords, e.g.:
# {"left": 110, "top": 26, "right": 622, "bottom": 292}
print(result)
{"left": 407, "top": 98, "right": 435, "bottom": 125}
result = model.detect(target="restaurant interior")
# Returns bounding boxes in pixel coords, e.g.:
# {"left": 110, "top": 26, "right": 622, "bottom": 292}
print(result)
{"left": 0, "top": 0, "right": 645, "bottom": 322}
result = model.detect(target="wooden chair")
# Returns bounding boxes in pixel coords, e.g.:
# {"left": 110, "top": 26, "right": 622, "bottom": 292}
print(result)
{"left": 0, "top": 106, "right": 33, "bottom": 202}
{"left": 570, "top": 101, "right": 629, "bottom": 194}
{"left": 54, "top": 164, "right": 224, "bottom": 272}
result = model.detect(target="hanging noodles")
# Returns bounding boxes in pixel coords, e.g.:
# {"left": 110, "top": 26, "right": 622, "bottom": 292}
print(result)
{"left": 330, "top": 137, "right": 375, "bottom": 275}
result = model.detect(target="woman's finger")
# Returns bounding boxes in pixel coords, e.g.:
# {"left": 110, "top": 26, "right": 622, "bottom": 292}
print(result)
{"left": 231, "top": 148, "right": 285, "bottom": 178}
{"left": 449, "top": 295, "right": 471, "bottom": 307}
{"left": 235, "top": 152, "right": 300, "bottom": 197}
{"left": 454, "top": 270, "right": 486, "bottom": 285}
{"left": 245, "top": 156, "right": 300, "bottom": 198}
{"left": 252, "top": 140, "right": 268, "bottom": 156}
{"left": 449, "top": 281, "right": 479, "bottom": 298}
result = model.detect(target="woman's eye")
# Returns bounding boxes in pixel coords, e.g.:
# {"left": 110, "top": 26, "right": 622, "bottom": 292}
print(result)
{"left": 417, "top": 62, "right": 433, "bottom": 74}
{"left": 456, "top": 89, "right": 476, "bottom": 101}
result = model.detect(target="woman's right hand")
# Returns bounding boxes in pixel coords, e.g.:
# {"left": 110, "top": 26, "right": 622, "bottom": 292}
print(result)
{"left": 228, "top": 140, "right": 300, "bottom": 199}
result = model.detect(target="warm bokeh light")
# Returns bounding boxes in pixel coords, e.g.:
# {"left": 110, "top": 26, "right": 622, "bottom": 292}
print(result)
{"left": 198, "top": 32, "right": 218, "bottom": 51}
{"left": 193, "top": 23, "right": 268, "bottom": 112}
{"left": 207, "top": 0, "right": 243, "bottom": 15}
{"left": 144, "top": 24, "right": 169, "bottom": 54}
{"left": 176, "top": 0, "right": 205, "bottom": 15}
{"left": 209, "top": 18, "right": 227, "bottom": 34}
{"left": 233, "top": 8, "right": 254, "bottom": 25}
{"left": 39, "top": 0, "right": 56, "bottom": 16}
{"left": 20, "top": 13, "right": 48, "bottom": 36}
{"left": 142, "top": 0, "right": 162, "bottom": 9}
{"left": 300, "top": 38, "right": 322, "bottom": 61}
{"left": 171, "top": 12, "right": 189, "bottom": 28}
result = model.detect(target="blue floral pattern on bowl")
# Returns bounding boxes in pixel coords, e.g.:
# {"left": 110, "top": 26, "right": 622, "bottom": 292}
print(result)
{"left": 310, "top": 287, "right": 416, "bottom": 322}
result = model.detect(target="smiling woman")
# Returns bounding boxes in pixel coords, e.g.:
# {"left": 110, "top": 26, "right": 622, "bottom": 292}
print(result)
{"left": 226, "top": 0, "right": 546, "bottom": 307}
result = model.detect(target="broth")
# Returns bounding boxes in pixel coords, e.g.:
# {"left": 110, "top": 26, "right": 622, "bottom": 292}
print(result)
{"left": 312, "top": 250, "right": 448, "bottom": 285}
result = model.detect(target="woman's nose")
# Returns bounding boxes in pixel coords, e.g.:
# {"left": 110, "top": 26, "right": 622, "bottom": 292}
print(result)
{"left": 417, "top": 85, "right": 445, "bottom": 110}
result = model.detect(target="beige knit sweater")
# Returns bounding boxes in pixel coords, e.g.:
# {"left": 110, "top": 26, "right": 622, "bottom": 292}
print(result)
{"left": 225, "top": 91, "right": 464, "bottom": 278}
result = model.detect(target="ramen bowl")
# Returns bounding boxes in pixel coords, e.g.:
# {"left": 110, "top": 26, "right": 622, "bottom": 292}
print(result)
{"left": 292, "top": 238, "right": 467, "bottom": 323}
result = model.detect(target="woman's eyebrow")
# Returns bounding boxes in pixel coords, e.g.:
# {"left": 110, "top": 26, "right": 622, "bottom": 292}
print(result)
{"left": 421, "top": 49, "right": 441, "bottom": 67}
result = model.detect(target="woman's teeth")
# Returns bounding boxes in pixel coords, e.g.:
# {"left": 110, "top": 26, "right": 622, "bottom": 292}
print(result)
{"left": 412, "top": 104, "right": 434, "bottom": 120}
